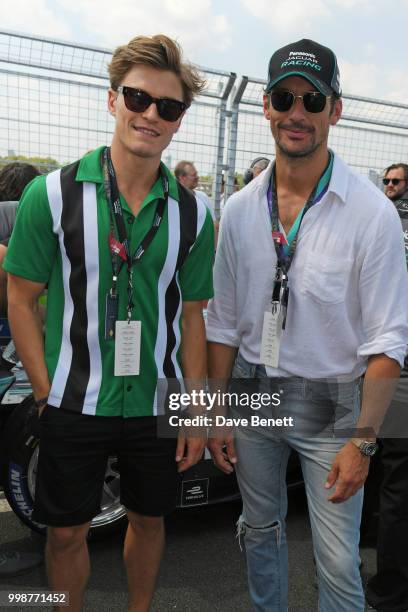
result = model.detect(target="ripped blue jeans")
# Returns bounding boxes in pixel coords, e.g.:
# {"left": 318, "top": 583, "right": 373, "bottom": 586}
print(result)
{"left": 231, "top": 353, "right": 365, "bottom": 612}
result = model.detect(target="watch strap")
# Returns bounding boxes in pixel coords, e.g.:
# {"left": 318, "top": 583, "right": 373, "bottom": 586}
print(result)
{"left": 351, "top": 438, "right": 378, "bottom": 456}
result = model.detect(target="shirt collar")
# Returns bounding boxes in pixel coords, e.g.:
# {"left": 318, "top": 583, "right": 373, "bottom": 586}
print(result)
{"left": 75, "top": 146, "right": 105, "bottom": 183}
{"left": 74, "top": 145, "right": 179, "bottom": 201}
{"left": 255, "top": 150, "right": 348, "bottom": 205}
{"left": 326, "top": 152, "right": 349, "bottom": 204}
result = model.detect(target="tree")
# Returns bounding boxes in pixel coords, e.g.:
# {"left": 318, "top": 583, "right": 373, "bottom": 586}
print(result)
{"left": 0, "top": 155, "right": 60, "bottom": 174}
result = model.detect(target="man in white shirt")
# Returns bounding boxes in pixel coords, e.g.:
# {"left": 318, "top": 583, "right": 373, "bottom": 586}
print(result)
{"left": 174, "top": 160, "right": 215, "bottom": 219}
{"left": 365, "top": 163, "right": 408, "bottom": 612}
{"left": 207, "top": 38, "right": 408, "bottom": 612}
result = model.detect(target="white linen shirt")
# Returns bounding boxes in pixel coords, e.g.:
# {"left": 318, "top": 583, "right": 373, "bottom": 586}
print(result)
{"left": 194, "top": 189, "right": 215, "bottom": 220}
{"left": 206, "top": 154, "right": 408, "bottom": 379}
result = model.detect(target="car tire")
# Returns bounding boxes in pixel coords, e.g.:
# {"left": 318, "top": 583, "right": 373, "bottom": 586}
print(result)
{"left": 2, "top": 395, "right": 128, "bottom": 539}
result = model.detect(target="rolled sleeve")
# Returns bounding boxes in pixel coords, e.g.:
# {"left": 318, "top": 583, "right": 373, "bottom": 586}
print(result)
{"left": 357, "top": 203, "right": 408, "bottom": 367}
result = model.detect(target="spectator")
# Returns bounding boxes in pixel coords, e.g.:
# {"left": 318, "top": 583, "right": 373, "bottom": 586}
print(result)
{"left": 174, "top": 160, "right": 215, "bottom": 220}
{"left": 365, "top": 163, "right": 408, "bottom": 612}
{"left": 382, "top": 163, "right": 408, "bottom": 266}
{"left": 0, "top": 162, "right": 40, "bottom": 243}
{"left": 0, "top": 161, "right": 42, "bottom": 577}
{"left": 382, "top": 163, "right": 408, "bottom": 204}
{"left": 0, "top": 162, "right": 40, "bottom": 202}
{"left": 243, "top": 157, "right": 270, "bottom": 185}
{"left": 0, "top": 163, "right": 40, "bottom": 316}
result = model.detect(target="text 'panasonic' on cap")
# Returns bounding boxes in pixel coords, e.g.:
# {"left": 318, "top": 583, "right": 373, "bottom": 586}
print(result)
{"left": 265, "top": 38, "right": 341, "bottom": 96}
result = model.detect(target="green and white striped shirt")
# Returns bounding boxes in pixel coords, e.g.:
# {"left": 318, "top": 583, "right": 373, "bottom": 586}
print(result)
{"left": 5, "top": 147, "right": 214, "bottom": 417}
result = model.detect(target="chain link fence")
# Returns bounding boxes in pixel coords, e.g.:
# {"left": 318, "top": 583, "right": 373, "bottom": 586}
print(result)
{"left": 0, "top": 30, "right": 407, "bottom": 215}
{"left": 0, "top": 30, "right": 236, "bottom": 210}
{"left": 225, "top": 77, "right": 408, "bottom": 199}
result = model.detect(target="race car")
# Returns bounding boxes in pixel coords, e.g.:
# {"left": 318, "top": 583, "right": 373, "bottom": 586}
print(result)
{"left": 0, "top": 330, "right": 303, "bottom": 539}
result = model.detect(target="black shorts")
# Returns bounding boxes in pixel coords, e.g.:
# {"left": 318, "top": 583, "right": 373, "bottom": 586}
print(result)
{"left": 32, "top": 405, "right": 181, "bottom": 527}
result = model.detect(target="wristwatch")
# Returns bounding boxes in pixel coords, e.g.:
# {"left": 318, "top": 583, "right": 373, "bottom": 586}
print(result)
{"left": 351, "top": 438, "right": 379, "bottom": 457}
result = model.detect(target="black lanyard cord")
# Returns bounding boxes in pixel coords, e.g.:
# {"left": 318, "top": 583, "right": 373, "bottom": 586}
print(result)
{"left": 102, "top": 146, "right": 168, "bottom": 318}
{"left": 269, "top": 163, "right": 318, "bottom": 277}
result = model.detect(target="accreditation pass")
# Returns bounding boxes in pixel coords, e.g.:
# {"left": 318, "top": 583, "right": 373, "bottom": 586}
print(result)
{"left": 260, "top": 303, "right": 283, "bottom": 368}
{"left": 114, "top": 321, "right": 141, "bottom": 376}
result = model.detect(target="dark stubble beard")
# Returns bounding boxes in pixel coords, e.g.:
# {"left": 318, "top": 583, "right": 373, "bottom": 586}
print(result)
{"left": 274, "top": 121, "right": 324, "bottom": 159}
{"left": 276, "top": 138, "right": 322, "bottom": 159}
{"left": 387, "top": 188, "right": 406, "bottom": 202}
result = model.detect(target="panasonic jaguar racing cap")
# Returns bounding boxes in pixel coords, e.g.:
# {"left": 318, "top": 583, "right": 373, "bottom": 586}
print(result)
{"left": 265, "top": 38, "right": 341, "bottom": 96}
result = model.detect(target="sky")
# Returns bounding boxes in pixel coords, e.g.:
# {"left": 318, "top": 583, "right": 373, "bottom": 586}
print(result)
{"left": 1, "top": 0, "right": 407, "bottom": 103}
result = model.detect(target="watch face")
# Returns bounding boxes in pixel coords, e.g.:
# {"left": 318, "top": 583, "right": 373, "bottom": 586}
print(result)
{"left": 363, "top": 443, "right": 378, "bottom": 456}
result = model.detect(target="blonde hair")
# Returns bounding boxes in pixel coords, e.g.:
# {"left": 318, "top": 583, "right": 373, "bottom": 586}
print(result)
{"left": 108, "top": 34, "right": 205, "bottom": 107}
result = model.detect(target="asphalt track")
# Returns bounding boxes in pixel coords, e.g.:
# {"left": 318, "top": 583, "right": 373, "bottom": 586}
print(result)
{"left": 0, "top": 488, "right": 377, "bottom": 611}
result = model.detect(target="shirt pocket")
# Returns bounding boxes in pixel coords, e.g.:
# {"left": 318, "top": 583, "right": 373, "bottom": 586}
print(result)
{"left": 301, "top": 253, "right": 353, "bottom": 304}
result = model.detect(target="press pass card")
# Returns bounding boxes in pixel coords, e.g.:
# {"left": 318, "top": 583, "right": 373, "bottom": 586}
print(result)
{"left": 114, "top": 321, "right": 141, "bottom": 376}
{"left": 260, "top": 306, "right": 283, "bottom": 368}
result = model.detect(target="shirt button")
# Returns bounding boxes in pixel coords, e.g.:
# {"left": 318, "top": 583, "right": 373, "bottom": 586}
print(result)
{"left": 126, "top": 385, "right": 132, "bottom": 392}
{"left": 127, "top": 217, "right": 134, "bottom": 224}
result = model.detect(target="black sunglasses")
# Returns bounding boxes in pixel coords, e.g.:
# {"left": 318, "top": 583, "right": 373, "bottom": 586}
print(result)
{"left": 117, "top": 85, "right": 187, "bottom": 122}
{"left": 270, "top": 89, "right": 330, "bottom": 114}
{"left": 382, "top": 178, "right": 405, "bottom": 186}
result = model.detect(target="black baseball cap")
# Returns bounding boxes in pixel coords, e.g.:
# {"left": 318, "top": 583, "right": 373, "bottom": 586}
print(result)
{"left": 265, "top": 39, "right": 341, "bottom": 96}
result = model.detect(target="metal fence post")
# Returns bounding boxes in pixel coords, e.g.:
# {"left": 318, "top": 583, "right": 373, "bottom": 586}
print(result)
{"left": 213, "top": 73, "right": 236, "bottom": 219}
{"left": 230, "top": 76, "right": 408, "bottom": 181}
{"left": 224, "top": 76, "right": 248, "bottom": 202}
{"left": 0, "top": 31, "right": 235, "bottom": 191}
{"left": 0, "top": 31, "right": 407, "bottom": 192}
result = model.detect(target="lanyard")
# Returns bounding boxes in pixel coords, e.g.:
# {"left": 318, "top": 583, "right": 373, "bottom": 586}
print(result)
{"left": 267, "top": 154, "right": 333, "bottom": 274}
{"left": 267, "top": 163, "right": 318, "bottom": 277}
{"left": 102, "top": 146, "right": 168, "bottom": 320}
{"left": 266, "top": 158, "right": 331, "bottom": 328}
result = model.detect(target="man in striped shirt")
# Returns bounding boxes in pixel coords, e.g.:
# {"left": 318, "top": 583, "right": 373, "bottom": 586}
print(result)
{"left": 5, "top": 34, "right": 214, "bottom": 611}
